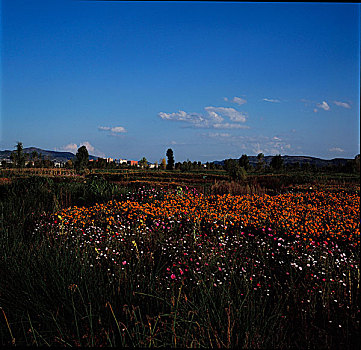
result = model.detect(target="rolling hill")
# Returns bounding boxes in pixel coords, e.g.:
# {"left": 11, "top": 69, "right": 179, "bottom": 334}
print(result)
{"left": 0, "top": 147, "right": 97, "bottom": 163}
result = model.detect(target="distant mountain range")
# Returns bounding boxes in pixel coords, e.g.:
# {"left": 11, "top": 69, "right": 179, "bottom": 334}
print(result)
{"left": 0, "top": 147, "right": 97, "bottom": 163}
{"left": 0, "top": 147, "right": 354, "bottom": 167}
{"left": 214, "top": 155, "right": 352, "bottom": 168}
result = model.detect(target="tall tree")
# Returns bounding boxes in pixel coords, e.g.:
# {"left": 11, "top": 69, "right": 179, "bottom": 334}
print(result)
{"left": 166, "top": 148, "right": 175, "bottom": 170}
{"left": 160, "top": 158, "right": 167, "bottom": 170}
{"left": 256, "top": 153, "right": 265, "bottom": 172}
{"left": 11, "top": 142, "right": 26, "bottom": 168}
{"left": 270, "top": 154, "right": 283, "bottom": 171}
{"left": 239, "top": 154, "right": 251, "bottom": 171}
{"left": 74, "top": 146, "right": 89, "bottom": 172}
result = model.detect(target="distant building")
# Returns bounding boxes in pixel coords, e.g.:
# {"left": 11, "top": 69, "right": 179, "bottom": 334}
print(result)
{"left": 115, "top": 159, "right": 128, "bottom": 165}
{"left": 106, "top": 158, "right": 114, "bottom": 163}
{"left": 127, "top": 160, "right": 138, "bottom": 166}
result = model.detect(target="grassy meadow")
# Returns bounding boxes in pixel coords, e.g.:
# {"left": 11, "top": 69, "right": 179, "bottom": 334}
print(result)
{"left": 0, "top": 171, "right": 360, "bottom": 347}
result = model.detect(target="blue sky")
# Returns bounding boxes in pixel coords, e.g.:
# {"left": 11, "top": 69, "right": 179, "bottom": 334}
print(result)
{"left": 1, "top": 1, "right": 360, "bottom": 162}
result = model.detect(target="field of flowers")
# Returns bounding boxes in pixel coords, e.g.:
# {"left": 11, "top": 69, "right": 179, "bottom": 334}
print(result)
{"left": 2, "top": 180, "right": 359, "bottom": 347}
{"left": 27, "top": 186, "right": 360, "bottom": 346}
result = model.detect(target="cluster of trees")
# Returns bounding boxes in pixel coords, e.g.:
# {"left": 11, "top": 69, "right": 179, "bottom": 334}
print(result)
{"left": 175, "top": 160, "right": 204, "bottom": 171}
{"left": 2, "top": 142, "right": 55, "bottom": 168}
{"left": 222, "top": 153, "right": 360, "bottom": 179}
{"left": 223, "top": 153, "right": 277, "bottom": 181}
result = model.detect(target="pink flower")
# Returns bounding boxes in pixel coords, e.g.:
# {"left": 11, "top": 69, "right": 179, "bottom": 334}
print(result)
{"left": 122, "top": 261, "right": 127, "bottom": 265}
{"left": 171, "top": 274, "right": 176, "bottom": 279}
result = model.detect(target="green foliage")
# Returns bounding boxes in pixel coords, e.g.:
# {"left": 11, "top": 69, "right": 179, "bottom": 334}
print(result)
{"left": 175, "top": 160, "right": 204, "bottom": 172}
{"left": 10, "top": 142, "right": 26, "bottom": 168}
{"left": 256, "top": 153, "right": 265, "bottom": 172}
{"left": 166, "top": 149, "right": 174, "bottom": 170}
{"left": 239, "top": 154, "right": 252, "bottom": 171}
{"left": 139, "top": 157, "right": 148, "bottom": 169}
{"left": 160, "top": 158, "right": 166, "bottom": 170}
{"left": 224, "top": 159, "right": 247, "bottom": 182}
{"left": 270, "top": 154, "right": 284, "bottom": 171}
{"left": 74, "top": 146, "right": 89, "bottom": 173}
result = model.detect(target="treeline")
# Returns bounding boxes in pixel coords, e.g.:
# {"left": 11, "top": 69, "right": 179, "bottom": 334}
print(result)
{"left": 222, "top": 153, "right": 360, "bottom": 181}
{"left": 3, "top": 143, "right": 360, "bottom": 176}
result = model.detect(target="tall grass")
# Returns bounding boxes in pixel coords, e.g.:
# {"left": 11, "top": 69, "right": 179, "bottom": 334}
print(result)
{"left": 0, "top": 176, "right": 359, "bottom": 347}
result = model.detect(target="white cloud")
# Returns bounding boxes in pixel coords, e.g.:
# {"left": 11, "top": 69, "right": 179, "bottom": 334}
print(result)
{"left": 316, "top": 101, "right": 330, "bottom": 111}
{"left": 202, "top": 133, "right": 293, "bottom": 155}
{"left": 232, "top": 96, "right": 247, "bottom": 105}
{"left": 99, "top": 126, "right": 127, "bottom": 133}
{"left": 213, "top": 123, "right": 249, "bottom": 129}
{"left": 313, "top": 108, "right": 318, "bottom": 113}
{"left": 81, "top": 141, "right": 95, "bottom": 152}
{"left": 204, "top": 108, "right": 224, "bottom": 123}
{"left": 57, "top": 141, "right": 103, "bottom": 157}
{"left": 329, "top": 147, "right": 344, "bottom": 153}
{"left": 158, "top": 106, "right": 247, "bottom": 129}
{"left": 111, "top": 126, "right": 127, "bottom": 133}
{"left": 205, "top": 106, "right": 247, "bottom": 122}
{"left": 333, "top": 101, "right": 351, "bottom": 109}
{"left": 59, "top": 143, "right": 78, "bottom": 153}
{"left": 263, "top": 98, "right": 280, "bottom": 103}
{"left": 273, "top": 136, "right": 282, "bottom": 141}
{"left": 159, "top": 111, "right": 207, "bottom": 127}
{"left": 223, "top": 97, "right": 228, "bottom": 102}
{"left": 206, "top": 132, "right": 232, "bottom": 138}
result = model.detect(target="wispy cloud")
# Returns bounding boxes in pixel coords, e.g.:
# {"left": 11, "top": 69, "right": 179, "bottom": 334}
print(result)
{"left": 333, "top": 101, "right": 351, "bottom": 109}
{"left": 202, "top": 133, "right": 292, "bottom": 155}
{"left": 58, "top": 143, "right": 79, "bottom": 153}
{"left": 158, "top": 111, "right": 207, "bottom": 126}
{"left": 224, "top": 96, "right": 247, "bottom": 105}
{"left": 329, "top": 147, "right": 344, "bottom": 153}
{"left": 213, "top": 123, "right": 249, "bottom": 129}
{"left": 316, "top": 101, "right": 330, "bottom": 111}
{"left": 205, "top": 106, "right": 247, "bottom": 123}
{"left": 159, "top": 106, "right": 248, "bottom": 129}
{"left": 206, "top": 132, "right": 232, "bottom": 138}
{"left": 99, "top": 126, "right": 127, "bottom": 133}
{"left": 263, "top": 98, "right": 280, "bottom": 103}
{"left": 232, "top": 96, "right": 247, "bottom": 105}
{"left": 302, "top": 98, "right": 333, "bottom": 113}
